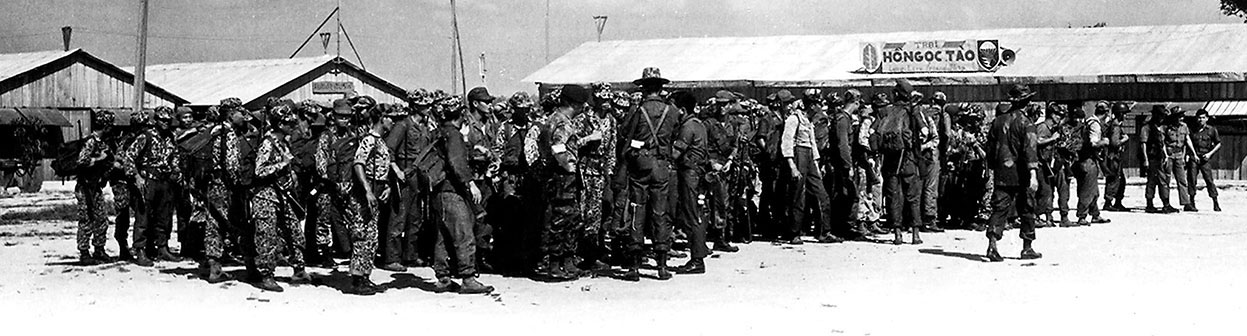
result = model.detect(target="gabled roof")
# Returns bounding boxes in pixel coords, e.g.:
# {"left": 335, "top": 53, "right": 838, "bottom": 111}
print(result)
{"left": 131, "top": 55, "right": 407, "bottom": 106}
{"left": 0, "top": 49, "right": 188, "bottom": 105}
{"left": 525, "top": 23, "right": 1247, "bottom": 87}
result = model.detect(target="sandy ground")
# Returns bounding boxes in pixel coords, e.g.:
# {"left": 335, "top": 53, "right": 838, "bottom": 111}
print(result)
{"left": 1, "top": 181, "right": 1245, "bottom": 335}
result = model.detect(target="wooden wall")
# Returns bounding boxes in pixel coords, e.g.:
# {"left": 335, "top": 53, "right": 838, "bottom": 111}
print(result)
{"left": 0, "top": 62, "right": 176, "bottom": 109}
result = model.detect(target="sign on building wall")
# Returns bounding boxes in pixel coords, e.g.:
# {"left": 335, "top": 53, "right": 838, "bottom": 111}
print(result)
{"left": 312, "top": 81, "right": 355, "bottom": 94}
{"left": 861, "top": 40, "right": 1015, "bottom": 74}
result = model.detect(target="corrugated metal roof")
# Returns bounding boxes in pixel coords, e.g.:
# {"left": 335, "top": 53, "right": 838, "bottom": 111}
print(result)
{"left": 128, "top": 55, "right": 337, "bottom": 106}
{"left": 525, "top": 24, "right": 1247, "bottom": 86}
{"left": 0, "top": 49, "right": 77, "bottom": 82}
{"left": 1204, "top": 101, "right": 1247, "bottom": 117}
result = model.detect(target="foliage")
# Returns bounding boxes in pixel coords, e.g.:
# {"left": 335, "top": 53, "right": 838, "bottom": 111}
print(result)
{"left": 1222, "top": 0, "right": 1247, "bottom": 22}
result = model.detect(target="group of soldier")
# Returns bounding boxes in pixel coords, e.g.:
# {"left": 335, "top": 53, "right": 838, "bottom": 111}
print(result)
{"left": 66, "top": 66, "right": 1224, "bottom": 295}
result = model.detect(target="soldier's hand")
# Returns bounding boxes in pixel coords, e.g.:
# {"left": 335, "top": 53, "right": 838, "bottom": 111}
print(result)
{"left": 469, "top": 183, "right": 482, "bottom": 205}
{"left": 366, "top": 192, "right": 378, "bottom": 211}
{"left": 1028, "top": 174, "right": 1039, "bottom": 193}
{"left": 379, "top": 186, "right": 391, "bottom": 202}
{"left": 790, "top": 167, "right": 802, "bottom": 181}
{"left": 134, "top": 176, "right": 146, "bottom": 192}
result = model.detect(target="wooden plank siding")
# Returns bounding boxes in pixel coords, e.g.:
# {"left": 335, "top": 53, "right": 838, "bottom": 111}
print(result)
{"left": 279, "top": 71, "right": 406, "bottom": 105}
{"left": 0, "top": 62, "right": 176, "bottom": 109}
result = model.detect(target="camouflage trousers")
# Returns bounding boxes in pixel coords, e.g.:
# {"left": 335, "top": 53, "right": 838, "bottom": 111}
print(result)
{"left": 196, "top": 181, "right": 231, "bottom": 259}
{"left": 250, "top": 185, "right": 305, "bottom": 274}
{"left": 543, "top": 173, "right": 581, "bottom": 258}
{"left": 342, "top": 182, "right": 378, "bottom": 276}
{"left": 580, "top": 174, "right": 608, "bottom": 233}
{"left": 75, "top": 182, "right": 108, "bottom": 252}
{"left": 854, "top": 161, "right": 883, "bottom": 222}
{"left": 313, "top": 191, "right": 339, "bottom": 247}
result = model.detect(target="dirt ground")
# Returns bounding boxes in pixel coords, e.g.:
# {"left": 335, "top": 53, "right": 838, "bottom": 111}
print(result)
{"left": 1, "top": 181, "right": 1244, "bottom": 335}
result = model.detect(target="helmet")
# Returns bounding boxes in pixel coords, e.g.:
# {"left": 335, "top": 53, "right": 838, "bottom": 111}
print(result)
{"left": 407, "top": 89, "right": 434, "bottom": 106}
{"left": 130, "top": 109, "right": 153, "bottom": 126}
{"left": 508, "top": 91, "right": 535, "bottom": 109}
{"left": 92, "top": 110, "right": 116, "bottom": 128}
{"left": 153, "top": 106, "right": 174, "bottom": 122}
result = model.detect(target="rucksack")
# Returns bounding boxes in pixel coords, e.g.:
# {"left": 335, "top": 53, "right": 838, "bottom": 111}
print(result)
{"left": 416, "top": 127, "right": 449, "bottom": 190}
{"left": 1056, "top": 122, "right": 1086, "bottom": 158}
{"left": 178, "top": 128, "right": 217, "bottom": 184}
{"left": 51, "top": 138, "right": 89, "bottom": 177}
{"left": 871, "top": 105, "right": 914, "bottom": 153}
{"left": 325, "top": 132, "right": 362, "bottom": 184}
{"left": 234, "top": 131, "right": 264, "bottom": 187}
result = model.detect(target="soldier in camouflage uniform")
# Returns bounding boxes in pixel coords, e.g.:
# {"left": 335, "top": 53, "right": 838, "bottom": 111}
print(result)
{"left": 465, "top": 87, "right": 502, "bottom": 272}
{"left": 75, "top": 110, "right": 115, "bottom": 264}
{"left": 106, "top": 126, "right": 137, "bottom": 261}
{"left": 537, "top": 85, "right": 593, "bottom": 280}
{"left": 702, "top": 90, "right": 744, "bottom": 251}
{"left": 378, "top": 90, "right": 439, "bottom": 272}
{"left": 343, "top": 96, "right": 392, "bottom": 295}
{"left": 944, "top": 105, "right": 990, "bottom": 230}
{"left": 248, "top": 103, "right": 311, "bottom": 292}
{"left": 313, "top": 100, "right": 357, "bottom": 265}
{"left": 725, "top": 95, "right": 759, "bottom": 242}
{"left": 121, "top": 106, "right": 184, "bottom": 267}
{"left": 576, "top": 84, "right": 618, "bottom": 271}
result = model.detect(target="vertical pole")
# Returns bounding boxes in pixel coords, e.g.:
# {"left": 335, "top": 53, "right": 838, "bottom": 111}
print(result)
{"left": 132, "top": 0, "right": 149, "bottom": 112}
{"left": 451, "top": 0, "right": 467, "bottom": 94}
{"left": 478, "top": 52, "right": 487, "bottom": 87}
{"left": 336, "top": 0, "right": 342, "bottom": 58}
{"left": 544, "top": 0, "right": 550, "bottom": 63}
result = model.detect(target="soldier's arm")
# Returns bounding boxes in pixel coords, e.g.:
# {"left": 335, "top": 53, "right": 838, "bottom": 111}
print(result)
{"left": 1207, "top": 127, "right": 1222, "bottom": 158}
{"left": 834, "top": 116, "right": 853, "bottom": 170}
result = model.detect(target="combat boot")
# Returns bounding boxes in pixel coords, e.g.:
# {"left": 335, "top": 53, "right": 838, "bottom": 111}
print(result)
{"left": 348, "top": 275, "right": 381, "bottom": 295}
{"left": 78, "top": 250, "right": 95, "bottom": 265}
{"left": 892, "top": 228, "right": 904, "bottom": 245}
{"left": 459, "top": 276, "right": 495, "bottom": 294}
{"left": 317, "top": 246, "right": 337, "bottom": 268}
{"left": 1184, "top": 203, "right": 1199, "bottom": 212}
{"left": 156, "top": 247, "right": 183, "bottom": 262}
{"left": 378, "top": 262, "right": 406, "bottom": 272}
{"left": 432, "top": 276, "right": 459, "bottom": 293}
{"left": 712, "top": 241, "right": 740, "bottom": 253}
{"left": 205, "top": 258, "right": 231, "bottom": 284}
{"left": 91, "top": 248, "right": 110, "bottom": 263}
{"left": 290, "top": 267, "right": 311, "bottom": 284}
{"left": 910, "top": 227, "right": 923, "bottom": 245}
{"left": 985, "top": 238, "right": 1004, "bottom": 262}
{"left": 1060, "top": 216, "right": 1073, "bottom": 228}
{"left": 620, "top": 256, "right": 641, "bottom": 282}
{"left": 256, "top": 275, "right": 284, "bottom": 292}
{"left": 674, "top": 257, "right": 706, "bottom": 275}
{"left": 1020, "top": 240, "right": 1043, "bottom": 260}
{"left": 117, "top": 242, "right": 133, "bottom": 261}
{"left": 655, "top": 254, "right": 672, "bottom": 281}
{"left": 133, "top": 250, "right": 154, "bottom": 267}
{"left": 1213, "top": 197, "right": 1222, "bottom": 212}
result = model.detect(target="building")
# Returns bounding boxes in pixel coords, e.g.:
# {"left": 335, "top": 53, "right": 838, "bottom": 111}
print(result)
{"left": 525, "top": 23, "right": 1247, "bottom": 179}
{"left": 0, "top": 49, "right": 188, "bottom": 192}
{"left": 133, "top": 55, "right": 408, "bottom": 110}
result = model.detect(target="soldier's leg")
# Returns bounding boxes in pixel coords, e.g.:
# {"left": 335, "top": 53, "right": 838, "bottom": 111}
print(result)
{"left": 473, "top": 181, "right": 494, "bottom": 266}
{"left": 1036, "top": 166, "right": 1054, "bottom": 222}
{"left": 401, "top": 178, "right": 423, "bottom": 264}
{"left": 1157, "top": 161, "right": 1172, "bottom": 207}
{"left": 278, "top": 194, "right": 306, "bottom": 269}
{"left": 544, "top": 174, "right": 581, "bottom": 272}
{"left": 147, "top": 180, "right": 176, "bottom": 253}
{"left": 676, "top": 169, "right": 708, "bottom": 259}
{"left": 88, "top": 186, "right": 108, "bottom": 254}
{"left": 112, "top": 184, "right": 132, "bottom": 258}
{"left": 1200, "top": 162, "right": 1219, "bottom": 200}
{"left": 75, "top": 183, "right": 94, "bottom": 255}
{"left": 1056, "top": 167, "right": 1071, "bottom": 219}
{"left": 131, "top": 184, "right": 152, "bottom": 258}
{"left": 883, "top": 175, "right": 903, "bottom": 230}
{"left": 203, "top": 183, "right": 230, "bottom": 260}
{"left": 251, "top": 188, "right": 281, "bottom": 276}
{"left": 920, "top": 158, "right": 940, "bottom": 227}
{"left": 785, "top": 163, "right": 808, "bottom": 240}
{"left": 1171, "top": 160, "right": 1190, "bottom": 207}
{"left": 903, "top": 174, "right": 923, "bottom": 230}
{"left": 343, "top": 190, "right": 375, "bottom": 277}
{"left": 650, "top": 166, "right": 674, "bottom": 254}
{"left": 986, "top": 186, "right": 1014, "bottom": 242}
{"left": 435, "top": 191, "right": 477, "bottom": 279}
{"left": 706, "top": 173, "right": 731, "bottom": 244}
{"left": 579, "top": 174, "right": 608, "bottom": 264}
{"left": 382, "top": 183, "right": 406, "bottom": 266}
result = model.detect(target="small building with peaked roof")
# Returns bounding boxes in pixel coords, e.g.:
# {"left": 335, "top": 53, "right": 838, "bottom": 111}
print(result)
{"left": 133, "top": 55, "right": 408, "bottom": 110}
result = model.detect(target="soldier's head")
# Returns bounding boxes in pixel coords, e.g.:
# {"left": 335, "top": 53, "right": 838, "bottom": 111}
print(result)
{"left": 1046, "top": 103, "right": 1066, "bottom": 123}
{"left": 1196, "top": 109, "right": 1211, "bottom": 127}
{"left": 632, "top": 67, "right": 670, "bottom": 95}
{"left": 892, "top": 79, "right": 915, "bottom": 103}
{"left": 91, "top": 110, "right": 115, "bottom": 133}
{"left": 331, "top": 98, "right": 354, "bottom": 129}
{"left": 1166, "top": 106, "right": 1186, "bottom": 124}
{"left": 668, "top": 90, "right": 697, "bottom": 117}
{"left": 1094, "top": 101, "right": 1110, "bottom": 117}
{"left": 508, "top": 91, "right": 535, "bottom": 124}
{"left": 931, "top": 91, "right": 948, "bottom": 106}
{"left": 557, "top": 84, "right": 592, "bottom": 117}
{"left": 467, "top": 87, "right": 497, "bottom": 115}
{"left": 153, "top": 106, "right": 175, "bottom": 131}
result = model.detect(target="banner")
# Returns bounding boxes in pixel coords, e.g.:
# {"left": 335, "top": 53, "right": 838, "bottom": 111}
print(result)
{"left": 861, "top": 40, "right": 1013, "bottom": 74}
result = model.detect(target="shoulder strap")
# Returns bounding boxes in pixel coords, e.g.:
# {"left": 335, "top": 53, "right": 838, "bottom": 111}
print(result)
{"left": 640, "top": 104, "right": 669, "bottom": 143}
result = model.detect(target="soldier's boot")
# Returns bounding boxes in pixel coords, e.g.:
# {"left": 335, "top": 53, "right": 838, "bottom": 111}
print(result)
{"left": 156, "top": 247, "right": 183, "bottom": 262}
{"left": 317, "top": 246, "right": 337, "bottom": 269}
{"left": 79, "top": 250, "right": 95, "bottom": 265}
{"left": 562, "top": 257, "right": 588, "bottom": 278}
{"left": 910, "top": 227, "right": 923, "bottom": 245}
{"left": 459, "top": 276, "right": 495, "bottom": 294}
{"left": 133, "top": 250, "right": 154, "bottom": 267}
{"left": 1213, "top": 197, "right": 1222, "bottom": 212}
{"left": 432, "top": 276, "right": 459, "bottom": 293}
{"left": 91, "top": 247, "right": 110, "bottom": 263}
{"left": 892, "top": 228, "right": 904, "bottom": 245}
{"left": 117, "top": 241, "right": 133, "bottom": 261}
{"left": 985, "top": 238, "right": 1004, "bottom": 262}
{"left": 621, "top": 255, "right": 641, "bottom": 282}
{"left": 348, "top": 275, "right": 381, "bottom": 296}
{"left": 674, "top": 257, "right": 706, "bottom": 275}
{"left": 290, "top": 266, "right": 311, "bottom": 284}
{"left": 1114, "top": 200, "right": 1127, "bottom": 211}
{"left": 256, "top": 274, "right": 284, "bottom": 292}
{"left": 378, "top": 262, "right": 406, "bottom": 272}
{"left": 205, "top": 258, "right": 231, "bottom": 284}
{"left": 655, "top": 254, "right": 672, "bottom": 281}
{"left": 1020, "top": 239, "right": 1043, "bottom": 260}
{"left": 712, "top": 241, "right": 740, "bottom": 253}
{"left": 865, "top": 221, "right": 888, "bottom": 235}
{"left": 1184, "top": 202, "right": 1199, "bottom": 212}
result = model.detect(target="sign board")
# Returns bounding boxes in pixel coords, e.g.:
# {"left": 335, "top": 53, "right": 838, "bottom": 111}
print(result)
{"left": 861, "top": 40, "right": 1013, "bottom": 74}
{"left": 312, "top": 81, "right": 355, "bottom": 94}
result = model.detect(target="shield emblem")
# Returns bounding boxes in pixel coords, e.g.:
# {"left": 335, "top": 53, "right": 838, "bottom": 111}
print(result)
{"left": 977, "top": 40, "right": 1000, "bottom": 70}
{"left": 861, "top": 43, "right": 881, "bottom": 73}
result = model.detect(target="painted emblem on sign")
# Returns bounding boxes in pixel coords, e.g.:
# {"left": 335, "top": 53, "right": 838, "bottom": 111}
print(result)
{"left": 862, "top": 43, "right": 881, "bottom": 73}
{"left": 977, "top": 40, "right": 1000, "bottom": 70}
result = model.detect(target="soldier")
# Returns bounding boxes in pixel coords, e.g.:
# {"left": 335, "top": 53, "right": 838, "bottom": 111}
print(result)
{"left": 984, "top": 84, "right": 1043, "bottom": 262}
{"left": 247, "top": 104, "right": 312, "bottom": 292}
{"left": 121, "top": 106, "right": 184, "bottom": 267}
{"left": 1034, "top": 104, "right": 1065, "bottom": 227}
{"left": 172, "top": 107, "right": 202, "bottom": 260}
{"left": 379, "top": 90, "right": 438, "bottom": 272}
{"left": 192, "top": 102, "right": 245, "bottom": 283}
{"left": 494, "top": 91, "right": 546, "bottom": 275}
{"left": 918, "top": 93, "right": 950, "bottom": 232}
{"left": 617, "top": 67, "right": 680, "bottom": 281}
{"left": 341, "top": 97, "right": 394, "bottom": 295}
{"left": 725, "top": 94, "right": 760, "bottom": 243}
{"left": 313, "top": 99, "right": 356, "bottom": 265}
{"left": 1187, "top": 109, "right": 1223, "bottom": 211}
{"left": 754, "top": 93, "right": 786, "bottom": 241}
{"left": 537, "top": 85, "right": 594, "bottom": 280}
{"left": 429, "top": 98, "right": 495, "bottom": 294}
{"left": 465, "top": 87, "right": 501, "bottom": 272}
{"left": 1102, "top": 102, "right": 1131, "bottom": 212}
{"left": 667, "top": 90, "right": 710, "bottom": 274}
{"left": 853, "top": 96, "right": 887, "bottom": 233}
{"left": 944, "top": 105, "right": 990, "bottom": 230}
{"left": 775, "top": 89, "right": 840, "bottom": 245}
{"left": 1073, "top": 103, "right": 1112, "bottom": 225}
{"left": 1162, "top": 107, "right": 1197, "bottom": 212}
{"left": 292, "top": 100, "right": 329, "bottom": 267}
{"left": 1142, "top": 105, "right": 1172, "bottom": 213}
{"left": 701, "top": 90, "right": 744, "bottom": 251}
{"left": 577, "top": 86, "right": 618, "bottom": 271}
{"left": 827, "top": 90, "right": 865, "bottom": 240}
{"left": 1050, "top": 103, "right": 1081, "bottom": 227}
{"left": 106, "top": 125, "right": 137, "bottom": 261}
{"left": 874, "top": 80, "right": 925, "bottom": 245}
{"left": 75, "top": 110, "right": 115, "bottom": 264}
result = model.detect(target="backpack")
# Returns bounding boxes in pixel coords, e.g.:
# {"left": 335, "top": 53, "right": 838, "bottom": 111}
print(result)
{"left": 234, "top": 131, "right": 265, "bottom": 187}
{"left": 325, "top": 133, "right": 362, "bottom": 184}
{"left": 870, "top": 105, "right": 914, "bottom": 153}
{"left": 178, "top": 128, "right": 217, "bottom": 184}
{"left": 416, "top": 127, "right": 449, "bottom": 190}
{"left": 51, "top": 138, "right": 89, "bottom": 177}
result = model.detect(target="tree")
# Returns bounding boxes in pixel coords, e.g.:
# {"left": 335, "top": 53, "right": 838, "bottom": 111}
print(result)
{"left": 1221, "top": 0, "right": 1247, "bottom": 22}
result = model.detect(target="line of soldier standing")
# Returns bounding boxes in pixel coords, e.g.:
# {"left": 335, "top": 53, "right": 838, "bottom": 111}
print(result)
{"left": 68, "top": 67, "right": 1225, "bottom": 295}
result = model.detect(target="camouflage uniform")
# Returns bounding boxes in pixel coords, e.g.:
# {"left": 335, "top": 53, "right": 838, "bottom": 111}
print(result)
{"left": 314, "top": 127, "right": 351, "bottom": 250}
{"left": 251, "top": 130, "right": 305, "bottom": 274}
{"left": 724, "top": 107, "right": 757, "bottom": 241}
{"left": 541, "top": 111, "right": 583, "bottom": 262}
{"left": 574, "top": 111, "right": 616, "bottom": 235}
{"left": 347, "top": 128, "right": 391, "bottom": 276}
{"left": 122, "top": 127, "right": 183, "bottom": 255}
{"left": 75, "top": 133, "right": 111, "bottom": 253}
{"left": 106, "top": 130, "right": 137, "bottom": 254}
{"left": 189, "top": 123, "right": 237, "bottom": 260}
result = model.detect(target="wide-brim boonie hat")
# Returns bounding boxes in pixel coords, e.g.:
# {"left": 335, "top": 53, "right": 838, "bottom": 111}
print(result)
{"left": 632, "top": 67, "right": 670, "bottom": 87}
